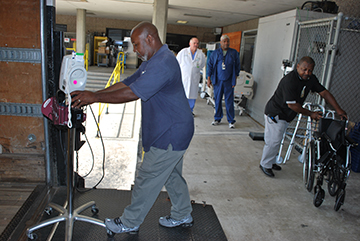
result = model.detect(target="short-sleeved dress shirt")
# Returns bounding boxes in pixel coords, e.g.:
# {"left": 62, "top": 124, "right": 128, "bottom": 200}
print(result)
{"left": 123, "top": 44, "right": 194, "bottom": 152}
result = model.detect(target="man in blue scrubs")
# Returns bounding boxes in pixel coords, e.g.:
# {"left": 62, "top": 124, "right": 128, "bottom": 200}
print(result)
{"left": 207, "top": 35, "right": 240, "bottom": 128}
{"left": 71, "top": 22, "right": 194, "bottom": 234}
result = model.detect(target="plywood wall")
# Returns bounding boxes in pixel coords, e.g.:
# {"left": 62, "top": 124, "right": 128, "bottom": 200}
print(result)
{"left": 0, "top": 0, "right": 45, "bottom": 182}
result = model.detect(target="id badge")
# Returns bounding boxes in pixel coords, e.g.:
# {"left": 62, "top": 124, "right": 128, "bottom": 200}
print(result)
{"left": 222, "top": 62, "right": 226, "bottom": 70}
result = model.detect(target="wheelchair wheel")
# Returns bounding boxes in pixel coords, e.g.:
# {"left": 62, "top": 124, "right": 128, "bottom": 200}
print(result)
{"left": 313, "top": 185, "right": 325, "bottom": 207}
{"left": 303, "top": 141, "right": 315, "bottom": 192}
{"left": 334, "top": 189, "right": 346, "bottom": 211}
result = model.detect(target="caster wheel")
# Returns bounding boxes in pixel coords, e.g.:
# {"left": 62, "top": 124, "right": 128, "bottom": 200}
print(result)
{"left": 91, "top": 205, "right": 99, "bottom": 214}
{"left": 27, "top": 232, "right": 38, "bottom": 240}
{"left": 107, "top": 229, "right": 115, "bottom": 238}
{"left": 334, "top": 189, "right": 345, "bottom": 211}
{"left": 328, "top": 178, "right": 341, "bottom": 197}
{"left": 313, "top": 186, "right": 325, "bottom": 207}
{"left": 44, "top": 207, "right": 53, "bottom": 216}
{"left": 275, "top": 155, "right": 283, "bottom": 165}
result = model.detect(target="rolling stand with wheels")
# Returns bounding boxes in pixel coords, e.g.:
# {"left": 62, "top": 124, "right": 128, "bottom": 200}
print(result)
{"left": 26, "top": 108, "right": 106, "bottom": 240}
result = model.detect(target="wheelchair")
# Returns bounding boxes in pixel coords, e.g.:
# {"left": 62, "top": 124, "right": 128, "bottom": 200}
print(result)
{"left": 303, "top": 116, "right": 357, "bottom": 211}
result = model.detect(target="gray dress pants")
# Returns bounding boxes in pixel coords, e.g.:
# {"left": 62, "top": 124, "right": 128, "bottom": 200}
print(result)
{"left": 120, "top": 144, "right": 192, "bottom": 228}
{"left": 260, "top": 114, "right": 289, "bottom": 169}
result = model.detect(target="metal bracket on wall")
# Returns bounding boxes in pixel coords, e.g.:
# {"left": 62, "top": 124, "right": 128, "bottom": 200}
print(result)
{"left": 326, "top": 44, "right": 337, "bottom": 51}
{"left": 0, "top": 102, "right": 43, "bottom": 117}
{"left": 0, "top": 47, "right": 41, "bottom": 63}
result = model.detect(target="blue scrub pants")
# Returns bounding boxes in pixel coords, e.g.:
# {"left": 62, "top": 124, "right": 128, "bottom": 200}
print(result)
{"left": 213, "top": 80, "right": 235, "bottom": 124}
{"left": 188, "top": 99, "right": 196, "bottom": 113}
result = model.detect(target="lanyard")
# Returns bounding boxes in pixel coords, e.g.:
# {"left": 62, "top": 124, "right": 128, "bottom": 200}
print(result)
{"left": 222, "top": 51, "right": 227, "bottom": 70}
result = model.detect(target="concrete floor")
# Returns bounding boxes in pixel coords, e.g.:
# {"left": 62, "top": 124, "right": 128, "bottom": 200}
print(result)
{"left": 80, "top": 66, "right": 360, "bottom": 241}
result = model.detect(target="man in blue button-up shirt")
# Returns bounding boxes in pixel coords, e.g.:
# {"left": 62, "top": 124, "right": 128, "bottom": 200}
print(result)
{"left": 71, "top": 21, "right": 194, "bottom": 235}
{"left": 207, "top": 35, "right": 240, "bottom": 129}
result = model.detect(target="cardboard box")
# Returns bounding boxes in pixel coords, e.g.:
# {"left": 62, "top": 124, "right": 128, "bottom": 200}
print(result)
{"left": 98, "top": 40, "right": 107, "bottom": 47}
{"left": 98, "top": 47, "right": 106, "bottom": 54}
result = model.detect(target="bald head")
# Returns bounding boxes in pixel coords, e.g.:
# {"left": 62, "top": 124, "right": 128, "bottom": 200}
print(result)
{"left": 131, "top": 22, "right": 159, "bottom": 40}
{"left": 130, "top": 21, "right": 163, "bottom": 61}
{"left": 298, "top": 56, "right": 315, "bottom": 66}
{"left": 296, "top": 56, "right": 315, "bottom": 80}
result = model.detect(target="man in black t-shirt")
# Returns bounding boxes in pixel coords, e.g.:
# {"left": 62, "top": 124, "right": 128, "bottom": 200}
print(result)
{"left": 259, "top": 56, "right": 347, "bottom": 177}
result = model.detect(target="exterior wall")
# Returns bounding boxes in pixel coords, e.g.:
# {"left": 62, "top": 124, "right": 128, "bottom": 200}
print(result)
{"left": 223, "top": 19, "right": 259, "bottom": 33}
{"left": 56, "top": 15, "right": 217, "bottom": 43}
{"left": 336, "top": 0, "right": 360, "bottom": 17}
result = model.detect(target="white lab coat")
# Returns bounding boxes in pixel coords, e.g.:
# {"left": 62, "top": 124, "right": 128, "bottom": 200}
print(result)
{"left": 177, "top": 47, "right": 206, "bottom": 99}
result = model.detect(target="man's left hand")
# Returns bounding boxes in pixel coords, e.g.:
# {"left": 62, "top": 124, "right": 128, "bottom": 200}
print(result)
{"left": 337, "top": 109, "right": 348, "bottom": 120}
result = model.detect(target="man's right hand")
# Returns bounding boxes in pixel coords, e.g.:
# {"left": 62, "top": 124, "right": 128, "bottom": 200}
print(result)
{"left": 310, "top": 111, "right": 323, "bottom": 121}
{"left": 207, "top": 78, "right": 212, "bottom": 88}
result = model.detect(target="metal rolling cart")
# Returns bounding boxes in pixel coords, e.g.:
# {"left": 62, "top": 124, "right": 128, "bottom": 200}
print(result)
{"left": 97, "top": 53, "right": 109, "bottom": 67}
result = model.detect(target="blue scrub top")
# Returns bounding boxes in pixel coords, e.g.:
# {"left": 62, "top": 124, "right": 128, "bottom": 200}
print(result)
{"left": 206, "top": 47, "right": 240, "bottom": 86}
{"left": 123, "top": 44, "right": 194, "bottom": 152}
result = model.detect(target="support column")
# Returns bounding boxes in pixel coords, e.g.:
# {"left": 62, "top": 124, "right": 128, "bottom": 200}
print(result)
{"left": 76, "top": 9, "right": 86, "bottom": 54}
{"left": 152, "top": 0, "right": 168, "bottom": 44}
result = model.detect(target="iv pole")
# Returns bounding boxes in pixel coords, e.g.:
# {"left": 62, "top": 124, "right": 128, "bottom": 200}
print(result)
{"left": 27, "top": 111, "right": 107, "bottom": 241}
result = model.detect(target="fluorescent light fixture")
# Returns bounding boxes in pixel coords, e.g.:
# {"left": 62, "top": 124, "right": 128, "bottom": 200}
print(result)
{"left": 184, "top": 13, "right": 211, "bottom": 18}
{"left": 63, "top": 0, "right": 88, "bottom": 2}
{"left": 177, "top": 20, "right": 188, "bottom": 24}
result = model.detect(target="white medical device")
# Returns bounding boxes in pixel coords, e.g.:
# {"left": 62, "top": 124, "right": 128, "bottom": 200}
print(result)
{"left": 59, "top": 52, "right": 87, "bottom": 128}
{"left": 234, "top": 71, "right": 254, "bottom": 99}
{"left": 281, "top": 59, "right": 293, "bottom": 76}
{"left": 234, "top": 71, "right": 254, "bottom": 115}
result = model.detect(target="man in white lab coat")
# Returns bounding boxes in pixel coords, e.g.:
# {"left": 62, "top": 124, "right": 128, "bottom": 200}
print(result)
{"left": 177, "top": 37, "right": 206, "bottom": 115}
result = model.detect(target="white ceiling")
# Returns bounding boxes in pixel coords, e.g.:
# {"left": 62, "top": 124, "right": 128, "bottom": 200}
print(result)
{"left": 56, "top": 0, "right": 309, "bottom": 28}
